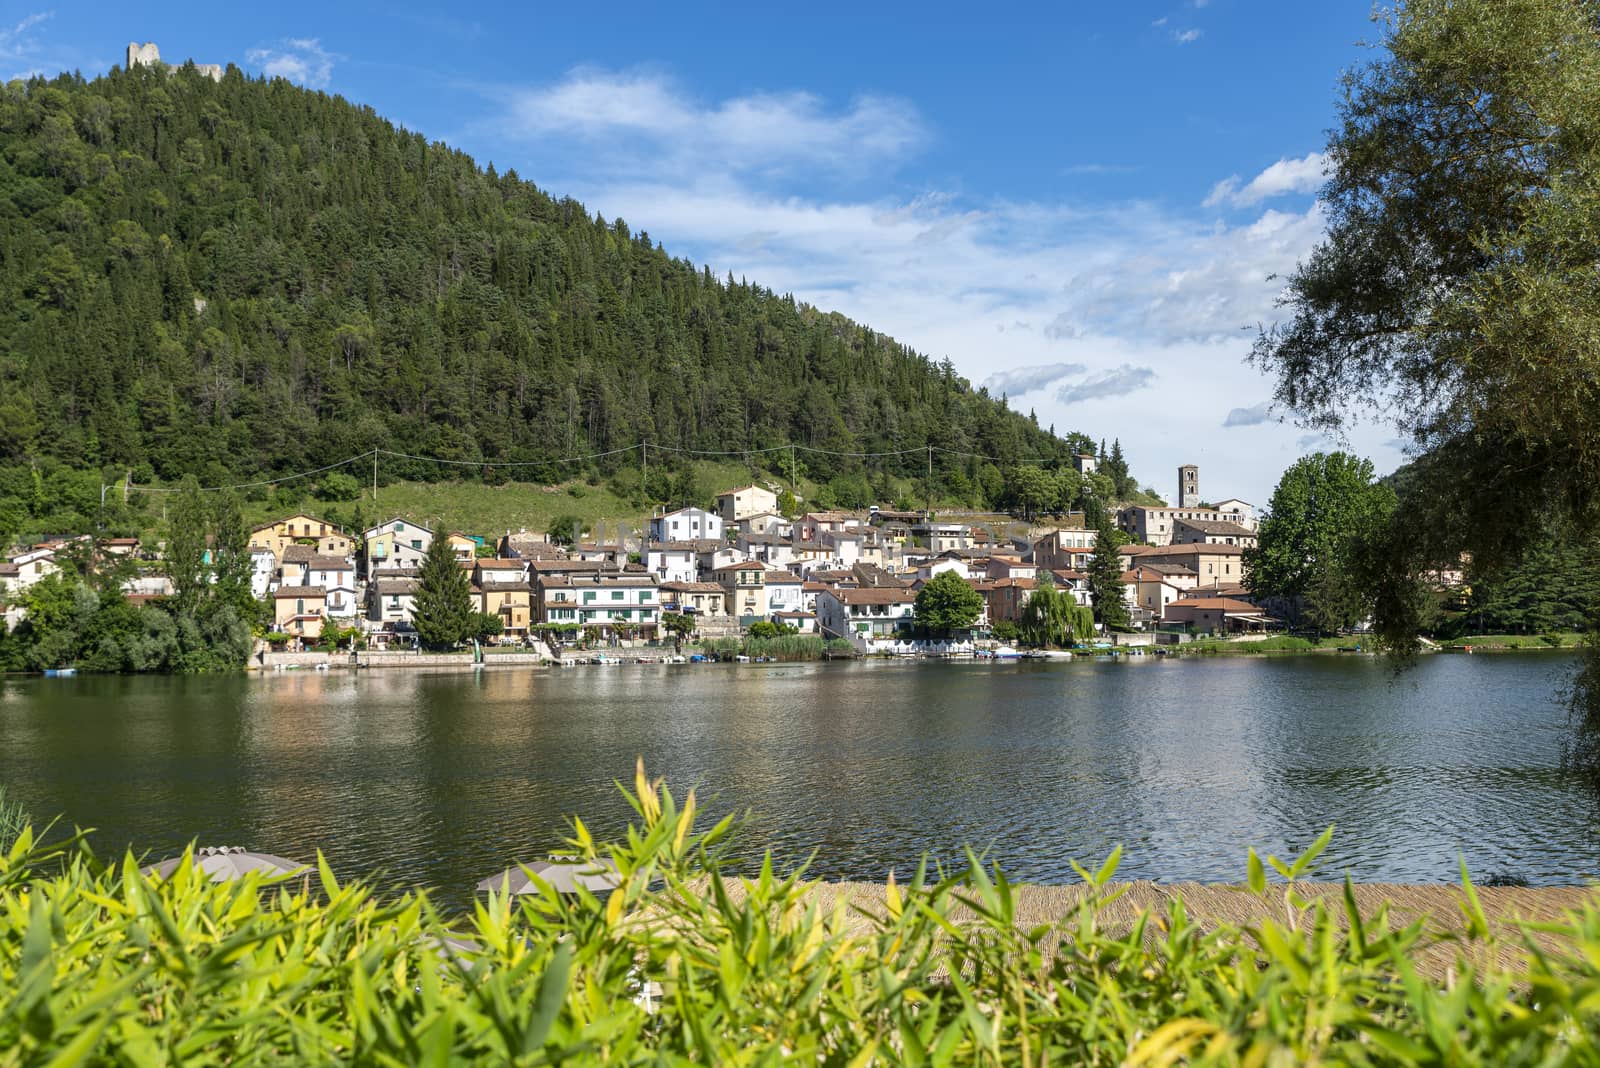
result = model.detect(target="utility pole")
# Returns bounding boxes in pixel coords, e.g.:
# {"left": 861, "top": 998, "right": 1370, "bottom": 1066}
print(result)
{"left": 926, "top": 444, "right": 934, "bottom": 519}
{"left": 372, "top": 450, "right": 378, "bottom": 502}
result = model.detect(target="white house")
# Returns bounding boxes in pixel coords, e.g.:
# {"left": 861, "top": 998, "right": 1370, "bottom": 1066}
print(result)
{"left": 644, "top": 543, "right": 701, "bottom": 585}
{"left": 1210, "top": 499, "right": 1258, "bottom": 531}
{"left": 774, "top": 609, "right": 817, "bottom": 634}
{"left": 913, "top": 555, "right": 971, "bottom": 582}
{"left": 307, "top": 555, "right": 358, "bottom": 618}
{"left": 716, "top": 484, "right": 779, "bottom": 523}
{"left": 911, "top": 521, "right": 970, "bottom": 554}
{"left": 366, "top": 578, "right": 419, "bottom": 626}
{"left": 817, "top": 587, "right": 918, "bottom": 652}
{"left": 472, "top": 559, "right": 529, "bottom": 585}
{"left": 764, "top": 570, "right": 804, "bottom": 617}
{"left": 697, "top": 545, "right": 747, "bottom": 577}
{"left": 6, "top": 548, "right": 58, "bottom": 592}
{"left": 649, "top": 507, "right": 723, "bottom": 544}
{"left": 736, "top": 511, "right": 790, "bottom": 537}
{"left": 249, "top": 547, "right": 277, "bottom": 598}
{"left": 362, "top": 518, "right": 434, "bottom": 573}
{"left": 537, "top": 573, "right": 660, "bottom": 639}
{"left": 822, "top": 528, "right": 863, "bottom": 568}
{"left": 737, "top": 532, "right": 796, "bottom": 570}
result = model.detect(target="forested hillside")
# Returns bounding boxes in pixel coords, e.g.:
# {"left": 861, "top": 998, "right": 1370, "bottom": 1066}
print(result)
{"left": 0, "top": 65, "right": 1099, "bottom": 535}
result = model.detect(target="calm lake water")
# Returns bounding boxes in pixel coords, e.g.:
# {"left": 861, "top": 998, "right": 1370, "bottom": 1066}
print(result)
{"left": 1, "top": 655, "right": 1594, "bottom": 901}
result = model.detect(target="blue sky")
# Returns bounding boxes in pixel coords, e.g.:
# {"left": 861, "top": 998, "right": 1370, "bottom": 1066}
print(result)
{"left": 5, "top": 2, "right": 1394, "bottom": 505}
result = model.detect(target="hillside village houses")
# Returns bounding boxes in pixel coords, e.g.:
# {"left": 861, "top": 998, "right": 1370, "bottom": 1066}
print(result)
{"left": 0, "top": 463, "right": 1303, "bottom": 653}
{"left": 362, "top": 518, "right": 433, "bottom": 574}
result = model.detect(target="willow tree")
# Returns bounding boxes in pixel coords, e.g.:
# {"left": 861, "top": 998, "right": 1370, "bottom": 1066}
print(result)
{"left": 1253, "top": 0, "right": 1600, "bottom": 650}
{"left": 1020, "top": 574, "right": 1094, "bottom": 648}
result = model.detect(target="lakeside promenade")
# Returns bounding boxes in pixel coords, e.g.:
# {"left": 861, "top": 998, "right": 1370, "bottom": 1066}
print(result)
{"left": 784, "top": 880, "right": 1600, "bottom": 981}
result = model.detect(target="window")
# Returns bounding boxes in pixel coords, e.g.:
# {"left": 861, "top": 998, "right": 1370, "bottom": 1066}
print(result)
{"left": 612, "top": 591, "right": 624, "bottom": 601}
{"left": 411, "top": 539, "right": 421, "bottom": 550}
{"left": 296, "top": 599, "right": 304, "bottom": 615}
{"left": 640, "top": 591, "right": 652, "bottom": 601}
{"left": 583, "top": 592, "right": 596, "bottom": 603}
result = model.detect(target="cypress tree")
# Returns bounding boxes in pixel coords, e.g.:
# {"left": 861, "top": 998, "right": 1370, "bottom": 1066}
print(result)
{"left": 412, "top": 536, "right": 473, "bottom": 649}
{"left": 1087, "top": 517, "right": 1130, "bottom": 631}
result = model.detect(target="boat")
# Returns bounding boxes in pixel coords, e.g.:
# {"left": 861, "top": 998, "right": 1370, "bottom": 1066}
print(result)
{"left": 735, "top": 655, "right": 752, "bottom": 663}
{"left": 992, "top": 646, "right": 1022, "bottom": 660}
{"left": 592, "top": 654, "right": 621, "bottom": 665}
{"left": 43, "top": 667, "right": 76, "bottom": 678}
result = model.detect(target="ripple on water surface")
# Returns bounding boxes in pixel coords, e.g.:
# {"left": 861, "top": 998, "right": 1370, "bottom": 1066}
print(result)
{"left": 0, "top": 654, "right": 1595, "bottom": 903}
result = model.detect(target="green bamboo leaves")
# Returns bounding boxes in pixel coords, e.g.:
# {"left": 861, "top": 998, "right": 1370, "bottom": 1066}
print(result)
{"left": 0, "top": 783, "right": 1598, "bottom": 1064}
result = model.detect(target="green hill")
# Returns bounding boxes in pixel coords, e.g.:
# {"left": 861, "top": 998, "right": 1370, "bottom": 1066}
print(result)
{"left": 0, "top": 65, "right": 1122, "bottom": 540}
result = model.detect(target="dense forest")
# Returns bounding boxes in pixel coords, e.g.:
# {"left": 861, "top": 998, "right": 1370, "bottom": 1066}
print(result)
{"left": 0, "top": 64, "right": 1107, "bottom": 538}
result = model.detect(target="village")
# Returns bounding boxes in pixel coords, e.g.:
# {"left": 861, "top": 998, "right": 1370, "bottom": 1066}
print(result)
{"left": 0, "top": 460, "right": 1279, "bottom": 663}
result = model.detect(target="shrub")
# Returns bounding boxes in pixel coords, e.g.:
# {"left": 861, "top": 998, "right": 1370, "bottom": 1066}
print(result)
{"left": 2, "top": 772, "right": 1600, "bottom": 1063}
{"left": 0, "top": 787, "right": 24, "bottom": 852}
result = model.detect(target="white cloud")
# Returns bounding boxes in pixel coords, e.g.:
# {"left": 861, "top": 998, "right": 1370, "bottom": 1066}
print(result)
{"left": 0, "top": 11, "right": 51, "bottom": 74}
{"left": 503, "top": 69, "right": 924, "bottom": 179}
{"left": 247, "top": 38, "right": 336, "bottom": 89}
{"left": 1153, "top": 16, "right": 1169, "bottom": 26}
{"left": 1175, "top": 29, "right": 1202, "bottom": 43}
{"left": 1057, "top": 365, "right": 1157, "bottom": 404}
{"left": 982, "top": 363, "right": 1086, "bottom": 397}
{"left": 475, "top": 71, "right": 1409, "bottom": 503}
{"left": 1224, "top": 402, "right": 1273, "bottom": 427}
{"left": 1206, "top": 151, "right": 1326, "bottom": 208}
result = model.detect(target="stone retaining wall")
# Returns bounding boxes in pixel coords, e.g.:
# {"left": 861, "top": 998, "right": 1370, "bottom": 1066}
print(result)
{"left": 256, "top": 650, "right": 550, "bottom": 670}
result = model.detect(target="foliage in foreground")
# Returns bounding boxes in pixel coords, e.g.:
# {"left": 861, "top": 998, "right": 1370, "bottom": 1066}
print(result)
{"left": 3, "top": 768, "right": 1600, "bottom": 1065}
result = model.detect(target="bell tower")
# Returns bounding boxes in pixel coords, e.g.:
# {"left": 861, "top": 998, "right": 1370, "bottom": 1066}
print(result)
{"left": 1178, "top": 464, "right": 1199, "bottom": 508}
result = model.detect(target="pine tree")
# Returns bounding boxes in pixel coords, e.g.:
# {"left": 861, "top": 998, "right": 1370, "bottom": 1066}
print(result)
{"left": 1108, "top": 439, "right": 1129, "bottom": 498}
{"left": 412, "top": 536, "right": 473, "bottom": 650}
{"left": 1087, "top": 517, "right": 1130, "bottom": 631}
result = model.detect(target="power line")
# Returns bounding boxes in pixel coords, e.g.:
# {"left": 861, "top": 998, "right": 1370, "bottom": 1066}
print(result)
{"left": 377, "top": 444, "right": 641, "bottom": 467}
{"left": 129, "top": 452, "right": 376, "bottom": 493}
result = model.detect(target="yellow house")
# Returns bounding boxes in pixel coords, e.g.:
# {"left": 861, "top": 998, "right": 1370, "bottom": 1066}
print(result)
{"left": 272, "top": 585, "right": 326, "bottom": 641}
{"left": 476, "top": 583, "right": 533, "bottom": 640}
{"left": 445, "top": 532, "right": 480, "bottom": 562}
{"left": 250, "top": 515, "right": 353, "bottom": 558}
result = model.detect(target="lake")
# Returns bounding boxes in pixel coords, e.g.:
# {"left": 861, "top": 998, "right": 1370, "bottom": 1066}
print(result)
{"left": 1, "top": 654, "right": 1594, "bottom": 902}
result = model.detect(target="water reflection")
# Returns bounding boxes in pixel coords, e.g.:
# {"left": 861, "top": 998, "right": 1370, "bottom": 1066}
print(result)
{"left": 0, "top": 655, "right": 1595, "bottom": 906}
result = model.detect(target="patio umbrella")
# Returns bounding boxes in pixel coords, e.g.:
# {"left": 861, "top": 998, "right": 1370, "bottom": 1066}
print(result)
{"left": 143, "top": 845, "right": 309, "bottom": 881}
{"left": 475, "top": 857, "right": 620, "bottom": 895}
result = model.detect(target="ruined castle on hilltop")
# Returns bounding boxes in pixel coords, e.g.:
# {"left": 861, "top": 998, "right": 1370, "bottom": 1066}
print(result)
{"left": 126, "top": 42, "right": 223, "bottom": 83}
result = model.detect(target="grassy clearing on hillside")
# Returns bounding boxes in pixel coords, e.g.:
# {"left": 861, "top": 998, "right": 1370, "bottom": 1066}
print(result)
{"left": 120, "top": 455, "right": 1016, "bottom": 542}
